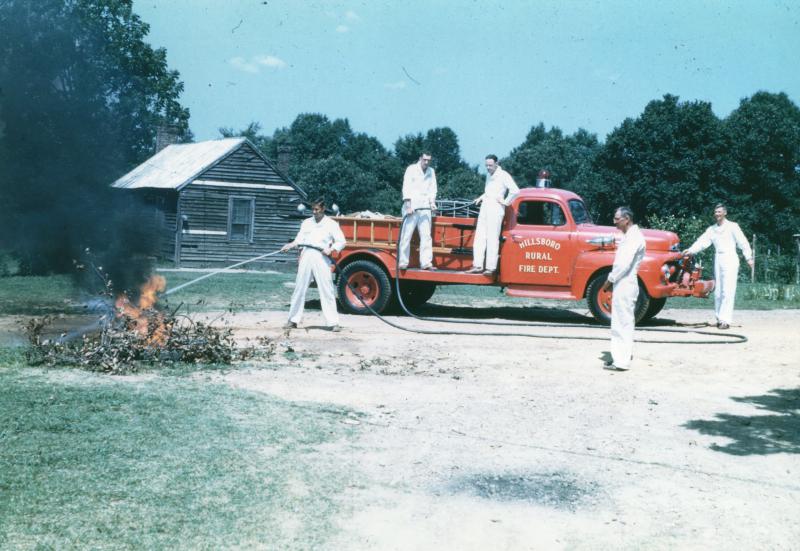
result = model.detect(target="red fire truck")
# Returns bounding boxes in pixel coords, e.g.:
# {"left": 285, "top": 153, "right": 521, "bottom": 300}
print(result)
{"left": 332, "top": 187, "right": 713, "bottom": 324}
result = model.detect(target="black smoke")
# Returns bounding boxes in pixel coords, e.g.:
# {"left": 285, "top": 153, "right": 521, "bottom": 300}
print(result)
{"left": 0, "top": 0, "right": 189, "bottom": 296}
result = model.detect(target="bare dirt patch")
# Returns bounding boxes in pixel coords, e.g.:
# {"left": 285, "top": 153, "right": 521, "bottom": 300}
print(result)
{"left": 214, "top": 306, "right": 799, "bottom": 550}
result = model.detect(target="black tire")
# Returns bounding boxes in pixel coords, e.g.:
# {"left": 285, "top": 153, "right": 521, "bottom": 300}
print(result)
{"left": 586, "top": 273, "right": 651, "bottom": 325}
{"left": 641, "top": 297, "right": 667, "bottom": 322}
{"left": 336, "top": 260, "right": 393, "bottom": 315}
{"left": 395, "top": 281, "right": 437, "bottom": 310}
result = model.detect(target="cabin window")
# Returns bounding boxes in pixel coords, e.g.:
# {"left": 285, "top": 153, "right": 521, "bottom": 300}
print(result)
{"left": 228, "top": 196, "right": 255, "bottom": 241}
{"left": 516, "top": 200, "right": 566, "bottom": 226}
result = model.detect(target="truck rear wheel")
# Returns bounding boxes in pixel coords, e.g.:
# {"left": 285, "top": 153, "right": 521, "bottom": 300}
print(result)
{"left": 337, "top": 260, "right": 392, "bottom": 315}
{"left": 586, "top": 274, "right": 651, "bottom": 325}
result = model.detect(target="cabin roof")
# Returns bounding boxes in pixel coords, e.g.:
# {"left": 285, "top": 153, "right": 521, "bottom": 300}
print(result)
{"left": 111, "top": 137, "right": 283, "bottom": 191}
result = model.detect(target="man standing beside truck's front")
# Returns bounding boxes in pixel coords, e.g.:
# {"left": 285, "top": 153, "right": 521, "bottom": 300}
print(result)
{"left": 399, "top": 152, "right": 438, "bottom": 270}
{"left": 681, "top": 203, "right": 753, "bottom": 330}
{"left": 602, "top": 206, "right": 646, "bottom": 372}
{"left": 467, "top": 154, "right": 520, "bottom": 276}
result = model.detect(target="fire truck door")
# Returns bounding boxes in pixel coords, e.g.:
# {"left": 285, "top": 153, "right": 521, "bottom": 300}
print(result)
{"left": 500, "top": 200, "right": 574, "bottom": 286}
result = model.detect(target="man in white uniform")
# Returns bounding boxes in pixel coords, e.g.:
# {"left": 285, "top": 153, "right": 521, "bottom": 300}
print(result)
{"left": 682, "top": 204, "right": 753, "bottom": 329}
{"left": 281, "top": 198, "right": 346, "bottom": 331}
{"left": 399, "top": 152, "right": 438, "bottom": 270}
{"left": 467, "top": 154, "right": 520, "bottom": 275}
{"left": 602, "top": 207, "right": 646, "bottom": 371}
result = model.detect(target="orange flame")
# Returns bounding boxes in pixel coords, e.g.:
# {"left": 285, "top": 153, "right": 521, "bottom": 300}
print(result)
{"left": 115, "top": 274, "right": 168, "bottom": 346}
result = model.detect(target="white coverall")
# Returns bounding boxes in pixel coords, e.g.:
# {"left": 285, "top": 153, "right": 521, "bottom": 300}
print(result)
{"left": 399, "top": 161, "right": 437, "bottom": 268}
{"left": 472, "top": 166, "right": 520, "bottom": 271}
{"left": 288, "top": 216, "right": 346, "bottom": 327}
{"left": 686, "top": 220, "right": 752, "bottom": 325}
{"left": 608, "top": 224, "right": 646, "bottom": 369}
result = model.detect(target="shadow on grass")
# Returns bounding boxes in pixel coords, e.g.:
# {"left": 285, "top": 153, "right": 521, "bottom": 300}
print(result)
{"left": 683, "top": 387, "right": 800, "bottom": 455}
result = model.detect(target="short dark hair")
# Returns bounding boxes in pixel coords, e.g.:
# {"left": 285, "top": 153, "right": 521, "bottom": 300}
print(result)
{"left": 485, "top": 154, "right": 498, "bottom": 162}
{"left": 714, "top": 203, "right": 727, "bottom": 212}
{"left": 311, "top": 197, "right": 326, "bottom": 209}
{"left": 615, "top": 206, "right": 634, "bottom": 222}
{"left": 420, "top": 152, "right": 432, "bottom": 158}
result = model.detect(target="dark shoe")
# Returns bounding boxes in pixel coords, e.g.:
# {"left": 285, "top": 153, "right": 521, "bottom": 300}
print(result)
{"left": 718, "top": 322, "right": 730, "bottom": 330}
{"left": 283, "top": 321, "right": 297, "bottom": 329}
{"left": 466, "top": 267, "right": 483, "bottom": 274}
{"left": 330, "top": 325, "right": 341, "bottom": 332}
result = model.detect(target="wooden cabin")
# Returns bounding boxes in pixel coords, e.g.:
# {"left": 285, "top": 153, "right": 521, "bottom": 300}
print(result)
{"left": 111, "top": 138, "right": 306, "bottom": 267}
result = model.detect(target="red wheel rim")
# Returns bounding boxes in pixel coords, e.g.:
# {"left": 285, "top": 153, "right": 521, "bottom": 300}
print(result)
{"left": 345, "top": 271, "right": 380, "bottom": 306}
{"left": 597, "top": 287, "right": 613, "bottom": 316}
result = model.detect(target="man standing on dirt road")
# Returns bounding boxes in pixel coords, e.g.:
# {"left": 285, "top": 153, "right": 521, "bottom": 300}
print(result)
{"left": 399, "top": 152, "right": 438, "bottom": 270}
{"left": 602, "top": 206, "right": 646, "bottom": 371}
{"left": 682, "top": 203, "right": 753, "bottom": 330}
{"left": 467, "top": 154, "right": 520, "bottom": 276}
{"left": 281, "top": 198, "right": 346, "bottom": 332}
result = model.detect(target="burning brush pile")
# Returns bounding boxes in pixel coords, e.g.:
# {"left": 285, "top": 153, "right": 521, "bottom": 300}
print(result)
{"left": 25, "top": 273, "right": 274, "bottom": 373}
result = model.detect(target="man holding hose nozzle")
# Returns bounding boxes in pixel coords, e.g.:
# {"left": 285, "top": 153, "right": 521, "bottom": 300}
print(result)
{"left": 399, "top": 152, "right": 438, "bottom": 270}
{"left": 281, "top": 198, "right": 346, "bottom": 331}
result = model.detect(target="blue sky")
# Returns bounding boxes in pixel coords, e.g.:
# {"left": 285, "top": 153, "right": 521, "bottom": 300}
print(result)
{"left": 133, "top": 0, "right": 800, "bottom": 167}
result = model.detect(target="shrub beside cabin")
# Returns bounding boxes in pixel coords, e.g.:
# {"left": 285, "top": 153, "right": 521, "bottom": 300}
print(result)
{"left": 112, "top": 138, "right": 306, "bottom": 267}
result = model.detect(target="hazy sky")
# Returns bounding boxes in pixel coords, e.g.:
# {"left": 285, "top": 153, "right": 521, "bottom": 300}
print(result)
{"left": 132, "top": 0, "right": 800, "bottom": 166}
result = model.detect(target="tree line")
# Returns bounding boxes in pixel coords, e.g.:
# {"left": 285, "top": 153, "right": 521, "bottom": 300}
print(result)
{"left": 224, "top": 91, "right": 799, "bottom": 266}
{"left": 1, "top": 0, "right": 798, "bottom": 283}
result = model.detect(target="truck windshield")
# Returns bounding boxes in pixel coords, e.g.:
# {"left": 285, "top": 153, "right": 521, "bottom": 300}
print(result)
{"left": 569, "top": 199, "right": 592, "bottom": 224}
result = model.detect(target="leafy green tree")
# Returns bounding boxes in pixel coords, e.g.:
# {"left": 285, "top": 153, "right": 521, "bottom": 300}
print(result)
{"left": 504, "top": 124, "right": 602, "bottom": 189}
{"left": 724, "top": 91, "right": 800, "bottom": 249}
{"left": 592, "top": 94, "right": 737, "bottom": 225}
{"left": 0, "top": 0, "right": 190, "bottom": 274}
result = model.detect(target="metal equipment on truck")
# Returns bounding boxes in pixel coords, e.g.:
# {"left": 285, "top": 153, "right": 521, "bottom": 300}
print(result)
{"left": 331, "top": 187, "right": 713, "bottom": 324}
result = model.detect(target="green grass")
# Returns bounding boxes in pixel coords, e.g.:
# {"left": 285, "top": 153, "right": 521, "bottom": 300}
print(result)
{"left": 0, "top": 275, "right": 83, "bottom": 315}
{"left": 158, "top": 269, "right": 296, "bottom": 314}
{"left": 0, "top": 367, "right": 360, "bottom": 550}
{"left": 1, "top": 270, "right": 797, "bottom": 317}
{"left": 432, "top": 282, "right": 800, "bottom": 311}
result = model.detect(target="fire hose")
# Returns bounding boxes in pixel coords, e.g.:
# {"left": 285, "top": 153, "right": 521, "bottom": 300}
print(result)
{"left": 380, "top": 211, "right": 747, "bottom": 344}
{"left": 161, "top": 217, "right": 746, "bottom": 344}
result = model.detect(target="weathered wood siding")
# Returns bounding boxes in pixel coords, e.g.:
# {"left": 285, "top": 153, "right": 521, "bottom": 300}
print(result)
{"left": 175, "top": 143, "right": 304, "bottom": 267}
{"left": 202, "top": 143, "right": 288, "bottom": 184}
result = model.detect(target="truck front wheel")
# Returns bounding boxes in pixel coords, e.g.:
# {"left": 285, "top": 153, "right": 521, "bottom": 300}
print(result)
{"left": 337, "top": 260, "right": 393, "bottom": 315}
{"left": 641, "top": 297, "right": 667, "bottom": 322}
{"left": 586, "top": 274, "right": 651, "bottom": 325}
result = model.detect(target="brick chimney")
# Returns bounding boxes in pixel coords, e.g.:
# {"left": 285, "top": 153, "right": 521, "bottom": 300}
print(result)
{"left": 155, "top": 125, "right": 180, "bottom": 153}
{"left": 277, "top": 142, "right": 293, "bottom": 176}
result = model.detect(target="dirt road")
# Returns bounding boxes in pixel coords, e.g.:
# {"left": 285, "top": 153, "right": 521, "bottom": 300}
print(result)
{"left": 219, "top": 306, "right": 799, "bottom": 550}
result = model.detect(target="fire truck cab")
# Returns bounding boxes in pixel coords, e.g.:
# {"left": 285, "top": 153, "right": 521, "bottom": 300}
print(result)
{"left": 332, "top": 188, "right": 713, "bottom": 324}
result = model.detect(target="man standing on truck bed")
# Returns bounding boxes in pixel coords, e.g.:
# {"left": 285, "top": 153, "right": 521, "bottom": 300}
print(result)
{"left": 602, "top": 206, "right": 646, "bottom": 371}
{"left": 467, "top": 154, "right": 520, "bottom": 276}
{"left": 280, "top": 198, "right": 346, "bottom": 332}
{"left": 399, "top": 152, "right": 438, "bottom": 270}
{"left": 681, "top": 203, "right": 753, "bottom": 330}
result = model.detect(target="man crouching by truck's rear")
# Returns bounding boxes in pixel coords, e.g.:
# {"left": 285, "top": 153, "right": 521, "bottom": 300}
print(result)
{"left": 281, "top": 198, "right": 346, "bottom": 332}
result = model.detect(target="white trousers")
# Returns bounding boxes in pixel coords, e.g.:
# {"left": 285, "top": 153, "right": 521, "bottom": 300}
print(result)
{"left": 472, "top": 201, "right": 504, "bottom": 271}
{"left": 714, "top": 255, "right": 739, "bottom": 324}
{"left": 288, "top": 249, "right": 339, "bottom": 326}
{"left": 611, "top": 277, "right": 638, "bottom": 368}
{"left": 399, "top": 210, "right": 433, "bottom": 268}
